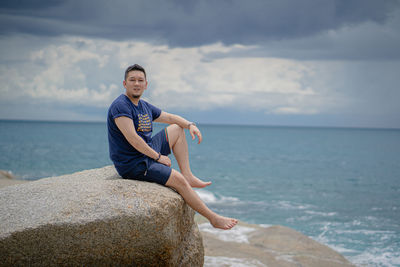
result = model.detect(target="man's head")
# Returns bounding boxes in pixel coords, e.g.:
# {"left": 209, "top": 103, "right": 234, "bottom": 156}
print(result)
{"left": 123, "top": 64, "right": 148, "bottom": 100}
{"left": 124, "top": 64, "right": 146, "bottom": 81}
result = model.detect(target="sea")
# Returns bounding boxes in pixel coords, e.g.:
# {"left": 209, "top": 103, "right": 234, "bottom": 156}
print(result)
{"left": 0, "top": 119, "right": 399, "bottom": 266}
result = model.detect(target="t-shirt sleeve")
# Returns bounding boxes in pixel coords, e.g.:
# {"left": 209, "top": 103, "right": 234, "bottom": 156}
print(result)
{"left": 110, "top": 101, "right": 133, "bottom": 120}
{"left": 147, "top": 102, "right": 162, "bottom": 120}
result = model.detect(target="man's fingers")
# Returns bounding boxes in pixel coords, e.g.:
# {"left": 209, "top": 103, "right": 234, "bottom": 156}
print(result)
{"left": 160, "top": 155, "right": 171, "bottom": 167}
{"left": 189, "top": 127, "right": 202, "bottom": 143}
{"left": 196, "top": 132, "right": 202, "bottom": 144}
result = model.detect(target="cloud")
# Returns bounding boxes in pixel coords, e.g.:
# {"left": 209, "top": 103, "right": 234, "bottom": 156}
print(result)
{"left": 0, "top": 36, "right": 343, "bottom": 118}
{"left": 146, "top": 54, "right": 322, "bottom": 114}
{"left": 0, "top": 38, "right": 119, "bottom": 108}
{"left": 1, "top": 0, "right": 398, "bottom": 48}
{"left": 202, "top": 8, "right": 400, "bottom": 61}
{"left": 1, "top": 0, "right": 400, "bottom": 128}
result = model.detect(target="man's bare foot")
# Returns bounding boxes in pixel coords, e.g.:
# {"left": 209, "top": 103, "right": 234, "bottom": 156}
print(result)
{"left": 183, "top": 173, "right": 212, "bottom": 188}
{"left": 210, "top": 215, "right": 238, "bottom": 230}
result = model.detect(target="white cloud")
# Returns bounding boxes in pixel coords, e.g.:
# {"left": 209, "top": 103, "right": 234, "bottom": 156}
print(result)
{"left": 0, "top": 36, "right": 354, "bottom": 118}
{"left": 0, "top": 37, "right": 118, "bottom": 107}
{"left": 109, "top": 41, "right": 329, "bottom": 114}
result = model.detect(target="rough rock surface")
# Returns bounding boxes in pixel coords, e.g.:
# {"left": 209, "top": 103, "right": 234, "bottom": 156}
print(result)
{"left": 196, "top": 216, "right": 354, "bottom": 267}
{"left": 0, "top": 165, "right": 204, "bottom": 266}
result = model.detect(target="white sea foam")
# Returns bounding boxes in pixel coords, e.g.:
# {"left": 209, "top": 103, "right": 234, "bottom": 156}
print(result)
{"left": 311, "top": 222, "right": 356, "bottom": 255}
{"left": 311, "top": 233, "right": 358, "bottom": 255}
{"left": 285, "top": 215, "right": 313, "bottom": 223}
{"left": 204, "top": 256, "right": 266, "bottom": 267}
{"left": 350, "top": 248, "right": 400, "bottom": 267}
{"left": 198, "top": 223, "right": 255, "bottom": 244}
{"left": 275, "top": 200, "right": 313, "bottom": 210}
{"left": 196, "top": 189, "right": 218, "bottom": 203}
{"left": 332, "top": 246, "right": 358, "bottom": 255}
{"left": 310, "top": 220, "right": 400, "bottom": 267}
{"left": 195, "top": 189, "right": 240, "bottom": 204}
{"left": 305, "top": 210, "right": 337, "bottom": 217}
{"left": 335, "top": 229, "right": 395, "bottom": 236}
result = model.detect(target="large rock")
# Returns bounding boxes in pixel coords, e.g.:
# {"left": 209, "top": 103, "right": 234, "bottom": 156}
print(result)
{"left": 0, "top": 166, "right": 204, "bottom": 266}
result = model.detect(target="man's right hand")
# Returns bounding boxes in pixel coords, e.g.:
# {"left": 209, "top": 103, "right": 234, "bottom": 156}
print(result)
{"left": 157, "top": 155, "right": 171, "bottom": 167}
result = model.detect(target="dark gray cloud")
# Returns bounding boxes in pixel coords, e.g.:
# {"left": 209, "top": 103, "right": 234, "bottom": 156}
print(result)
{"left": 201, "top": 16, "right": 400, "bottom": 61}
{"left": 1, "top": 0, "right": 398, "bottom": 47}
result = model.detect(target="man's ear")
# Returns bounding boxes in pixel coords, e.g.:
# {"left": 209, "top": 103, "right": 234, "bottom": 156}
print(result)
{"left": 123, "top": 80, "right": 127, "bottom": 88}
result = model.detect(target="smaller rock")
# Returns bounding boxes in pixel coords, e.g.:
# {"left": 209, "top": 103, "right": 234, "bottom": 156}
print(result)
{"left": 0, "top": 170, "right": 15, "bottom": 179}
{"left": 196, "top": 216, "right": 354, "bottom": 267}
{"left": 0, "top": 170, "right": 27, "bottom": 188}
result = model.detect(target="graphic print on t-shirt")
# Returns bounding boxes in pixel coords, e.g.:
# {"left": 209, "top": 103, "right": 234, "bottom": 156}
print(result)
{"left": 137, "top": 114, "right": 151, "bottom": 132}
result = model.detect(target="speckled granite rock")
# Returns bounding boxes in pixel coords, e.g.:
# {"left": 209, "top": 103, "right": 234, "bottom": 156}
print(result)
{"left": 0, "top": 165, "right": 204, "bottom": 266}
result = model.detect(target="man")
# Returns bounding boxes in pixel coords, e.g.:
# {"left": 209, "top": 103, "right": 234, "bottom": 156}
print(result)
{"left": 107, "top": 64, "right": 237, "bottom": 230}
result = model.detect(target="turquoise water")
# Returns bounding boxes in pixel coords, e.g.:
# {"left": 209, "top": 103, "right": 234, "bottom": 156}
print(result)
{"left": 1, "top": 120, "right": 399, "bottom": 266}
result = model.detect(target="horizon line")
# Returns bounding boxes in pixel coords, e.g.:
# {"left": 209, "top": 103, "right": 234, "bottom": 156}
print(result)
{"left": 1, "top": 118, "right": 399, "bottom": 131}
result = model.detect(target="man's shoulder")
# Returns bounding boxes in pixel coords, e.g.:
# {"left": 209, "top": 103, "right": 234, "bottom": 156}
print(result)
{"left": 108, "top": 94, "right": 134, "bottom": 119}
{"left": 139, "top": 99, "right": 159, "bottom": 110}
{"left": 110, "top": 94, "right": 129, "bottom": 107}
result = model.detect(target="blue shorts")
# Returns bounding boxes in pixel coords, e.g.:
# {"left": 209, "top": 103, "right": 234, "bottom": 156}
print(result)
{"left": 122, "top": 128, "right": 172, "bottom": 185}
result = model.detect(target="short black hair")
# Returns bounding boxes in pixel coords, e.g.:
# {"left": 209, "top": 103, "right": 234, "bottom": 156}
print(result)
{"left": 124, "top": 64, "right": 146, "bottom": 81}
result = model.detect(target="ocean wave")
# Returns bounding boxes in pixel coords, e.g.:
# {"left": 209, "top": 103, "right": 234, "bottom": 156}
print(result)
{"left": 198, "top": 223, "right": 256, "bottom": 244}
{"left": 304, "top": 210, "right": 337, "bottom": 217}
{"left": 351, "top": 219, "right": 362, "bottom": 226}
{"left": 309, "top": 220, "right": 400, "bottom": 266}
{"left": 335, "top": 229, "right": 396, "bottom": 236}
{"left": 275, "top": 200, "right": 314, "bottom": 210}
{"left": 285, "top": 215, "right": 313, "bottom": 223}
{"left": 195, "top": 189, "right": 240, "bottom": 204}
{"left": 310, "top": 222, "right": 359, "bottom": 256}
{"left": 196, "top": 190, "right": 321, "bottom": 215}
{"left": 350, "top": 247, "right": 400, "bottom": 267}
{"left": 312, "top": 235, "right": 358, "bottom": 256}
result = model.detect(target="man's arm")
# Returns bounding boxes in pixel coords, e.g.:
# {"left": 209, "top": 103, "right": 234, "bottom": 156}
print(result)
{"left": 154, "top": 111, "right": 202, "bottom": 144}
{"left": 114, "top": 116, "right": 171, "bottom": 166}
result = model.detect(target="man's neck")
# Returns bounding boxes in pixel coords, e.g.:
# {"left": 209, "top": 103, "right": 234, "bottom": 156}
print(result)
{"left": 125, "top": 93, "right": 140, "bottom": 106}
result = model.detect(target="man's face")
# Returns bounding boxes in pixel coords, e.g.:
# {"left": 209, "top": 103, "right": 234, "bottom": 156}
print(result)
{"left": 123, "top": 70, "right": 147, "bottom": 99}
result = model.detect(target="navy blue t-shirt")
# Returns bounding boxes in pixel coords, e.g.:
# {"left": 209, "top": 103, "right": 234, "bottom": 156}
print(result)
{"left": 107, "top": 94, "right": 161, "bottom": 176}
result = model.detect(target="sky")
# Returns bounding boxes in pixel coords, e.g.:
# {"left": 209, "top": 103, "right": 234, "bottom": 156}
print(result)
{"left": 0, "top": 0, "right": 400, "bottom": 128}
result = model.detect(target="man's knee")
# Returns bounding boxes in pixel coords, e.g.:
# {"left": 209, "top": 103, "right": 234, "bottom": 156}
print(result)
{"left": 166, "top": 170, "right": 189, "bottom": 191}
{"left": 167, "top": 124, "right": 185, "bottom": 143}
{"left": 170, "top": 124, "right": 184, "bottom": 134}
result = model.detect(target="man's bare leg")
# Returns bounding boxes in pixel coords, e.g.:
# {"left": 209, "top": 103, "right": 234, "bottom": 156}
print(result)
{"left": 166, "top": 124, "right": 211, "bottom": 188}
{"left": 166, "top": 169, "right": 237, "bottom": 230}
